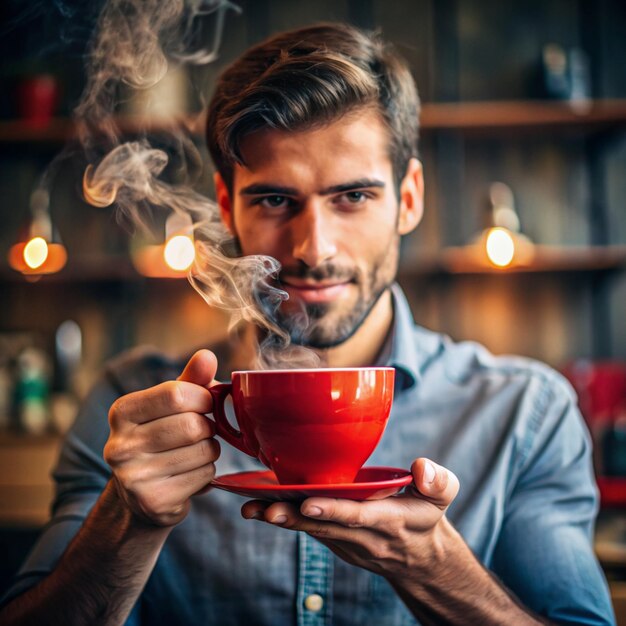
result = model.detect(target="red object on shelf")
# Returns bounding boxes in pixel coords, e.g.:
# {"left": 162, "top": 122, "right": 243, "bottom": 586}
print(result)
{"left": 15, "top": 75, "right": 60, "bottom": 128}
{"left": 563, "top": 361, "right": 626, "bottom": 424}
{"left": 596, "top": 476, "right": 626, "bottom": 508}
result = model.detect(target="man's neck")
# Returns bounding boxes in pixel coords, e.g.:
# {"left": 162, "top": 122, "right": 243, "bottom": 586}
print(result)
{"left": 233, "top": 288, "right": 394, "bottom": 370}
{"left": 317, "top": 288, "right": 394, "bottom": 367}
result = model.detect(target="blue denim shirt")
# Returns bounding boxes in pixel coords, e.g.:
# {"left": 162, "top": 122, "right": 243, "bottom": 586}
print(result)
{"left": 1, "top": 285, "right": 615, "bottom": 625}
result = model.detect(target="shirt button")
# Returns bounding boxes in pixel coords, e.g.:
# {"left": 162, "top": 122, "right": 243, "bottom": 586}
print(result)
{"left": 304, "top": 593, "right": 324, "bottom": 612}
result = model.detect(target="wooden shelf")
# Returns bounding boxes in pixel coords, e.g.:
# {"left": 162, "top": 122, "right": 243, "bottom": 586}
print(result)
{"left": 2, "top": 245, "right": 625, "bottom": 283}
{"left": 419, "top": 99, "right": 626, "bottom": 132}
{"left": 0, "top": 255, "right": 239, "bottom": 283}
{"left": 1, "top": 100, "right": 625, "bottom": 144}
{"left": 400, "top": 245, "right": 626, "bottom": 276}
{"left": 0, "top": 433, "right": 62, "bottom": 527}
{"left": 0, "top": 257, "right": 140, "bottom": 283}
{"left": 0, "top": 257, "right": 195, "bottom": 283}
{"left": 0, "top": 114, "right": 204, "bottom": 144}
{"left": 0, "top": 118, "right": 73, "bottom": 143}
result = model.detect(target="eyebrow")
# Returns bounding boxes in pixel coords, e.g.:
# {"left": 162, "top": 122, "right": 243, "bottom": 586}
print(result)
{"left": 239, "top": 178, "right": 386, "bottom": 197}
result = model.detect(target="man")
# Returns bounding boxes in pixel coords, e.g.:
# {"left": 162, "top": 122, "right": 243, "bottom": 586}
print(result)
{"left": 0, "top": 23, "right": 615, "bottom": 626}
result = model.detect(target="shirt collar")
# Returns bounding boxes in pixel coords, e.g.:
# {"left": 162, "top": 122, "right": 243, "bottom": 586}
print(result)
{"left": 381, "top": 283, "right": 440, "bottom": 392}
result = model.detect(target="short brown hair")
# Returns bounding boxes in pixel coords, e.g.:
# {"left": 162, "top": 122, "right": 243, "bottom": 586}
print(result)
{"left": 206, "top": 23, "right": 420, "bottom": 193}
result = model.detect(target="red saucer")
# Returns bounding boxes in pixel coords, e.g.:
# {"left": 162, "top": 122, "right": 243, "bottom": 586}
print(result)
{"left": 211, "top": 466, "right": 413, "bottom": 501}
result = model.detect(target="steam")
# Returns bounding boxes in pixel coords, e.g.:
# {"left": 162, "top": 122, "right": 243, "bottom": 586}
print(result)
{"left": 76, "top": 0, "right": 320, "bottom": 369}
{"left": 74, "top": 0, "right": 240, "bottom": 146}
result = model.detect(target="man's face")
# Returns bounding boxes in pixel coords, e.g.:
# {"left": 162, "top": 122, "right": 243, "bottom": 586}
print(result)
{"left": 219, "top": 108, "right": 420, "bottom": 348}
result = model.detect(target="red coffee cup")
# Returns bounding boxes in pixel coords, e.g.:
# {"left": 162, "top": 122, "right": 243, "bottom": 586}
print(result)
{"left": 209, "top": 368, "right": 394, "bottom": 485}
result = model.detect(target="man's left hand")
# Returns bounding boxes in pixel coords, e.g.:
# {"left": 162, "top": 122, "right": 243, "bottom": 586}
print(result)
{"left": 241, "top": 458, "right": 459, "bottom": 581}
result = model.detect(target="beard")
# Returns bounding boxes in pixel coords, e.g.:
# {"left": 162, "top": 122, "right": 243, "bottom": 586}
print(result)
{"left": 285, "top": 289, "right": 385, "bottom": 349}
{"left": 272, "top": 233, "right": 400, "bottom": 349}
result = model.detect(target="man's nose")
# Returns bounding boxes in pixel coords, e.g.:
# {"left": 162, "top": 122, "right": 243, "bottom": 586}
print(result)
{"left": 291, "top": 203, "right": 337, "bottom": 267}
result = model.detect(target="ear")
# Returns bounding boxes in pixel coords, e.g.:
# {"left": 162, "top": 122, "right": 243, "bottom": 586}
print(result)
{"left": 214, "top": 172, "right": 235, "bottom": 235}
{"left": 397, "top": 158, "right": 424, "bottom": 236}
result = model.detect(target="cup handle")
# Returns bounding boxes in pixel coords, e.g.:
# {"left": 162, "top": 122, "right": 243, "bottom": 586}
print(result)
{"left": 208, "top": 383, "right": 258, "bottom": 457}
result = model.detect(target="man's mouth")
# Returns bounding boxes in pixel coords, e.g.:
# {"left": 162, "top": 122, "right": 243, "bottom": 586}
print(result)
{"left": 280, "top": 279, "right": 352, "bottom": 303}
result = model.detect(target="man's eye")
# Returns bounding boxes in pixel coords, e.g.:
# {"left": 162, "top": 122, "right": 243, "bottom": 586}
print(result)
{"left": 340, "top": 191, "right": 368, "bottom": 204}
{"left": 261, "top": 195, "right": 288, "bottom": 208}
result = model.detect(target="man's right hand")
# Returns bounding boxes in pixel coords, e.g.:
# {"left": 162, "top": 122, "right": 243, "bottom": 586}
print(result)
{"left": 104, "top": 349, "right": 220, "bottom": 527}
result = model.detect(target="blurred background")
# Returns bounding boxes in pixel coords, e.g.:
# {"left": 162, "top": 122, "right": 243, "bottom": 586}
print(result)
{"left": 1, "top": 0, "right": 625, "bottom": 618}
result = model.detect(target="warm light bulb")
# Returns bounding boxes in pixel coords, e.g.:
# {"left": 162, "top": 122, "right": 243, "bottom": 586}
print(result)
{"left": 485, "top": 227, "right": 515, "bottom": 268}
{"left": 163, "top": 235, "right": 194, "bottom": 271}
{"left": 23, "top": 237, "right": 49, "bottom": 269}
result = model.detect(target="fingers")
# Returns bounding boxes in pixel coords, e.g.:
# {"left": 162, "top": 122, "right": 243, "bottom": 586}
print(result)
{"left": 130, "top": 462, "right": 217, "bottom": 525}
{"left": 109, "top": 350, "right": 218, "bottom": 427}
{"left": 177, "top": 349, "right": 218, "bottom": 387}
{"left": 241, "top": 499, "right": 271, "bottom": 520}
{"left": 139, "top": 412, "right": 216, "bottom": 453}
{"left": 410, "top": 458, "right": 460, "bottom": 509}
{"left": 109, "top": 350, "right": 217, "bottom": 426}
{"left": 241, "top": 500, "right": 364, "bottom": 543}
{"left": 110, "top": 435, "right": 220, "bottom": 480}
{"left": 299, "top": 497, "right": 379, "bottom": 528}
{"left": 248, "top": 495, "right": 416, "bottom": 533}
{"left": 167, "top": 462, "right": 218, "bottom": 501}
{"left": 241, "top": 498, "right": 385, "bottom": 538}
{"left": 104, "top": 350, "right": 220, "bottom": 528}
{"left": 106, "top": 435, "right": 220, "bottom": 527}
{"left": 147, "top": 438, "right": 221, "bottom": 478}
{"left": 252, "top": 497, "right": 380, "bottom": 530}
{"left": 109, "top": 380, "right": 214, "bottom": 425}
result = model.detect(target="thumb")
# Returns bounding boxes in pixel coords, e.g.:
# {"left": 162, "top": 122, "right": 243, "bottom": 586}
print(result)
{"left": 177, "top": 349, "right": 218, "bottom": 387}
{"left": 410, "top": 458, "right": 460, "bottom": 510}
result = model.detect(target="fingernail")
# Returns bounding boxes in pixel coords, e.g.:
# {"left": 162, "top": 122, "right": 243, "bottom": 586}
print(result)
{"left": 271, "top": 514, "right": 288, "bottom": 524}
{"left": 423, "top": 461, "right": 436, "bottom": 484}
{"left": 303, "top": 506, "right": 322, "bottom": 517}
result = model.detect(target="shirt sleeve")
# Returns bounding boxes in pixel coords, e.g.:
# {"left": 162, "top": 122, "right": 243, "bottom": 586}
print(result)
{"left": 0, "top": 376, "right": 141, "bottom": 625}
{"left": 491, "top": 372, "right": 616, "bottom": 626}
